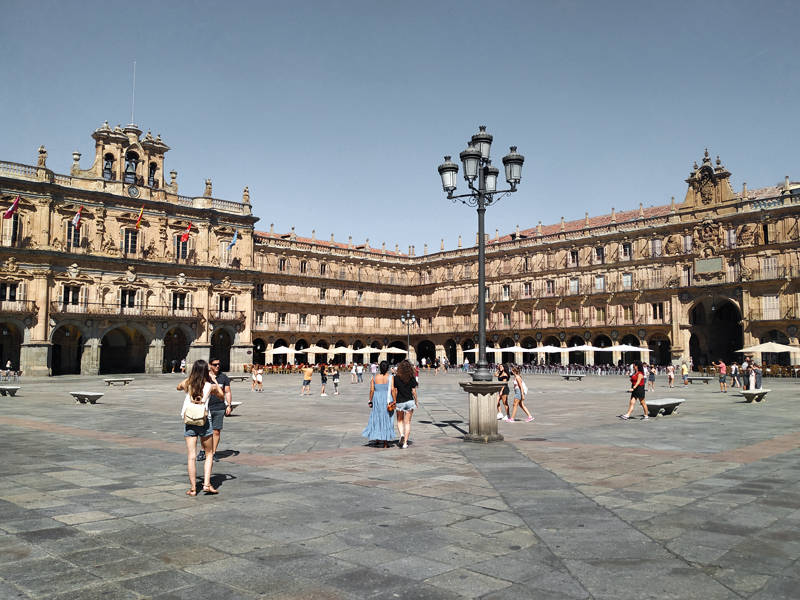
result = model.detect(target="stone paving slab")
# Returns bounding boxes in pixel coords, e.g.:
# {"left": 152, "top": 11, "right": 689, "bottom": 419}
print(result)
{"left": 0, "top": 372, "right": 799, "bottom": 598}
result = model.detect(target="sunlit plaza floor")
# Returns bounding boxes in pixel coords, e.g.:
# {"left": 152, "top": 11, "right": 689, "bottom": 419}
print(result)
{"left": 1, "top": 371, "right": 799, "bottom": 599}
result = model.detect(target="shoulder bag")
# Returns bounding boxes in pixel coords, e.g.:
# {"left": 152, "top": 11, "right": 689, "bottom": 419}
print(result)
{"left": 387, "top": 376, "right": 396, "bottom": 412}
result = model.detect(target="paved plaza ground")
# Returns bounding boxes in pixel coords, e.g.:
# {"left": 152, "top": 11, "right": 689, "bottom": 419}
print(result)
{"left": 1, "top": 370, "right": 800, "bottom": 599}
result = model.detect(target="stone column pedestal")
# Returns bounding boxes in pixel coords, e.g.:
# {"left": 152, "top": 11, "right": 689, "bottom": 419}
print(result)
{"left": 459, "top": 380, "right": 505, "bottom": 443}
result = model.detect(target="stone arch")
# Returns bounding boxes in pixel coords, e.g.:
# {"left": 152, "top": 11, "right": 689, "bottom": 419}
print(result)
{"left": 51, "top": 323, "right": 84, "bottom": 375}
{"left": 271, "top": 338, "right": 290, "bottom": 365}
{"left": 444, "top": 338, "right": 457, "bottom": 365}
{"left": 163, "top": 325, "right": 192, "bottom": 372}
{"left": 294, "top": 338, "right": 309, "bottom": 365}
{"left": 760, "top": 329, "right": 792, "bottom": 366}
{"left": 210, "top": 326, "right": 235, "bottom": 371}
{"left": 648, "top": 332, "right": 671, "bottom": 366}
{"left": 333, "top": 339, "right": 348, "bottom": 365}
{"left": 158, "top": 322, "right": 195, "bottom": 343}
{"left": 543, "top": 336, "right": 561, "bottom": 365}
{"left": 253, "top": 337, "right": 267, "bottom": 365}
{"left": 48, "top": 318, "right": 90, "bottom": 343}
{"left": 568, "top": 335, "right": 585, "bottom": 365}
{"left": 593, "top": 334, "right": 614, "bottom": 366}
{"left": 0, "top": 319, "right": 26, "bottom": 371}
{"left": 98, "top": 320, "right": 154, "bottom": 343}
{"left": 416, "top": 340, "right": 436, "bottom": 366}
{"left": 521, "top": 337, "right": 537, "bottom": 364}
{"left": 499, "top": 337, "right": 516, "bottom": 365}
{"left": 99, "top": 324, "right": 152, "bottom": 374}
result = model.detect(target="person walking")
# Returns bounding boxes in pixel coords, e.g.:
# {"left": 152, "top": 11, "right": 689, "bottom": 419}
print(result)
{"left": 198, "top": 357, "right": 232, "bottom": 463}
{"left": 301, "top": 363, "right": 314, "bottom": 395}
{"left": 171, "top": 358, "right": 178, "bottom": 373}
{"left": 681, "top": 361, "right": 689, "bottom": 387}
{"left": 730, "top": 362, "right": 740, "bottom": 388}
{"left": 251, "top": 365, "right": 258, "bottom": 392}
{"left": 393, "top": 359, "right": 418, "bottom": 449}
{"left": 356, "top": 363, "right": 364, "bottom": 383}
{"left": 361, "top": 361, "right": 396, "bottom": 448}
{"left": 332, "top": 368, "right": 340, "bottom": 395}
{"left": 256, "top": 365, "right": 264, "bottom": 392}
{"left": 495, "top": 364, "right": 510, "bottom": 421}
{"left": 666, "top": 364, "right": 675, "bottom": 388}
{"left": 320, "top": 363, "right": 329, "bottom": 396}
{"left": 177, "top": 359, "right": 224, "bottom": 495}
{"left": 647, "top": 363, "right": 656, "bottom": 392}
{"left": 508, "top": 367, "right": 534, "bottom": 422}
{"left": 620, "top": 360, "right": 648, "bottom": 420}
{"left": 180, "top": 358, "right": 186, "bottom": 374}
{"left": 713, "top": 360, "right": 727, "bottom": 393}
{"left": 464, "top": 356, "right": 469, "bottom": 372}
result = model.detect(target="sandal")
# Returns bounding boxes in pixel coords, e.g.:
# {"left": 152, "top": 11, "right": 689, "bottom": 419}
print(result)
{"left": 186, "top": 489, "right": 197, "bottom": 496}
{"left": 202, "top": 484, "right": 219, "bottom": 494}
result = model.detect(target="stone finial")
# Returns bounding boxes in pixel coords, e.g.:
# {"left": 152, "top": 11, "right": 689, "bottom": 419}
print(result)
{"left": 440, "top": 239, "right": 444, "bottom": 251}
{"left": 382, "top": 242, "right": 386, "bottom": 253}
{"left": 516, "top": 225, "right": 520, "bottom": 237}
{"left": 204, "top": 179, "right": 212, "bottom": 197}
{"left": 37, "top": 145, "right": 47, "bottom": 168}
{"left": 412, "top": 245, "right": 415, "bottom": 256}
{"left": 786, "top": 175, "right": 791, "bottom": 191}
{"left": 396, "top": 244, "right": 399, "bottom": 254}
{"left": 424, "top": 244, "right": 427, "bottom": 255}
{"left": 495, "top": 229, "right": 499, "bottom": 242}
{"left": 242, "top": 186, "right": 250, "bottom": 204}
{"left": 365, "top": 238, "right": 370, "bottom": 249}
{"left": 560, "top": 217, "right": 565, "bottom": 232}
{"left": 670, "top": 196, "right": 676, "bottom": 213}
{"left": 72, "top": 150, "right": 81, "bottom": 164}
{"left": 170, "top": 170, "right": 177, "bottom": 183}
{"left": 611, "top": 208, "right": 616, "bottom": 223}
{"left": 458, "top": 235, "right": 462, "bottom": 248}
{"left": 290, "top": 227, "right": 296, "bottom": 241}
{"left": 638, "top": 203, "right": 644, "bottom": 219}
{"left": 348, "top": 236, "right": 353, "bottom": 248}
{"left": 270, "top": 223, "right": 274, "bottom": 235}
{"left": 331, "top": 233, "right": 335, "bottom": 243}
{"left": 537, "top": 221, "right": 542, "bottom": 236}
{"left": 311, "top": 230, "right": 315, "bottom": 241}
{"left": 409, "top": 245, "right": 412, "bottom": 255}
{"left": 743, "top": 182, "right": 748, "bottom": 199}
{"left": 584, "top": 212, "right": 589, "bottom": 227}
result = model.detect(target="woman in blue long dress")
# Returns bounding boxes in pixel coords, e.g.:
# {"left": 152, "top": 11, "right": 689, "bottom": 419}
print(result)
{"left": 362, "top": 361, "right": 396, "bottom": 448}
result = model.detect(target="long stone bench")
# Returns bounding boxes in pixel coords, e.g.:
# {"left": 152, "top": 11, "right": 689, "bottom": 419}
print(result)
{"left": 0, "top": 386, "right": 21, "bottom": 397}
{"left": 230, "top": 401, "right": 242, "bottom": 412}
{"left": 70, "top": 391, "right": 104, "bottom": 404}
{"left": 562, "top": 375, "right": 584, "bottom": 381}
{"left": 103, "top": 378, "right": 134, "bottom": 386}
{"left": 228, "top": 376, "right": 250, "bottom": 382}
{"left": 647, "top": 398, "right": 685, "bottom": 417}
{"left": 742, "top": 389, "right": 770, "bottom": 403}
{"left": 686, "top": 376, "right": 714, "bottom": 385}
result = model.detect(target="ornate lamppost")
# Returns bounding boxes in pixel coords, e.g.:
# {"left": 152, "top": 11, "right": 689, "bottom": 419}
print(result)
{"left": 438, "top": 127, "right": 524, "bottom": 381}
{"left": 399, "top": 310, "right": 416, "bottom": 362}
{"left": 438, "top": 127, "right": 524, "bottom": 443}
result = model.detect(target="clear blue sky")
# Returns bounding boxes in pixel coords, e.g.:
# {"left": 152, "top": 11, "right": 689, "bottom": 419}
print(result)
{"left": 1, "top": 1, "right": 797, "bottom": 253}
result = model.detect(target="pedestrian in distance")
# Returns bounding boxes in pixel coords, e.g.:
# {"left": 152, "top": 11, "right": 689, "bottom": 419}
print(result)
{"left": 681, "top": 361, "right": 689, "bottom": 387}
{"left": 356, "top": 363, "right": 364, "bottom": 383}
{"left": 332, "top": 367, "right": 340, "bottom": 395}
{"left": 320, "top": 363, "right": 329, "bottom": 396}
{"left": 180, "top": 358, "right": 186, "bottom": 374}
{"left": 393, "top": 359, "right": 418, "bottom": 449}
{"left": 177, "top": 359, "right": 224, "bottom": 495}
{"left": 713, "top": 360, "right": 727, "bottom": 393}
{"left": 361, "top": 361, "right": 396, "bottom": 448}
{"left": 251, "top": 365, "right": 257, "bottom": 392}
{"left": 256, "top": 365, "right": 264, "bottom": 392}
{"left": 495, "top": 364, "right": 511, "bottom": 421}
{"left": 198, "top": 357, "right": 232, "bottom": 463}
{"left": 620, "top": 359, "right": 648, "bottom": 420}
{"left": 350, "top": 363, "right": 357, "bottom": 384}
{"left": 647, "top": 363, "right": 656, "bottom": 392}
{"left": 509, "top": 366, "right": 534, "bottom": 422}
{"left": 171, "top": 358, "right": 178, "bottom": 373}
{"left": 666, "top": 364, "right": 675, "bottom": 388}
{"left": 301, "top": 363, "right": 314, "bottom": 395}
{"left": 730, "top": 362, "right": 740, "bottom": 388}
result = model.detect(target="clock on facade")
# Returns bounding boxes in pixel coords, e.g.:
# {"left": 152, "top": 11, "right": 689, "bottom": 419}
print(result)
{"left": 127, "top": 185, "right": 139, "bottom": 198}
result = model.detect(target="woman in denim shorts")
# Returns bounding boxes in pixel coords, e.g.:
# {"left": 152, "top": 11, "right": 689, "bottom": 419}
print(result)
{"left": 178, "top": 360, "right": 225, "bottom": 495}
{"left": 392, "top": 360, "right": 418, "bottom": 449}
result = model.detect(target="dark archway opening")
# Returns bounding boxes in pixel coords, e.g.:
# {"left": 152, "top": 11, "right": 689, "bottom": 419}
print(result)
{"left": 544, "top": 336, "right": 561, "bottom": 365}
{"left": 295, "top": 339, "right": 309, "bottom": 365}
{"left": 761, "top": 330, "right": 792, "bottom": 366}
{"left": 0, "top": 322, "right": 22, "bottom": 373}
{"left": 593, "top": 335, "right": 613, "bottom": 366}
{"left": 416, "top": 340, "right": 436, "bottom": 367}
{"left": 648, "top": 335, "right": 671, "bottom": 366}
{"left": 52, "top": 324, "right": 83, "bottom": 375}
{"left": 272, "top": 338, "right": 289, "bottom": 365}
{"left": 253, "top": 338, "right": 266, "bottom": 365}
{"left": 164, "top": 327, "right": 189, "bottom": 373}
{"left": 445, "top": 339, "right": 457, "bottom": 365}
{"left": 521, "top": 337, "right": 537, "bottom": 364}
{"left": 210, "top": 329, "right": 232, "bottom": 371}
{"left": 100, "top": 326, "right": 148, "bottom": 374}
{"left": 568, "top": 335, "right": 585, "bottom": 365}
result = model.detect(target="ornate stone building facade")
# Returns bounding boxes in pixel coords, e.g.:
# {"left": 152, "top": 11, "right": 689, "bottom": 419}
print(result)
{"left": 1, "top": 125, "right": 798, "bottom": 376}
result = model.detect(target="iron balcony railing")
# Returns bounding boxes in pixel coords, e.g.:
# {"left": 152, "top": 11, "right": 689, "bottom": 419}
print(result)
{"left": 50, "top": 302, "right": 202, "bottom": 320}
{"left": 0, "top": 300, "right": 37, "bottom": 315}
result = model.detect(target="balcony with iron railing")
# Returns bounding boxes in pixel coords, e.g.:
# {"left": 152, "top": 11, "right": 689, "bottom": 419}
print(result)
{"left": 209, "top": 310, "right": 247, "bottom": 323}
{"left": 50, "top": 302, "right": 203, "bottom": 320}
{"left": 0, "top": 300, "right": 37, "bottom": 315}
{"left": 748, "top": 308, "right": 796, "bottom": 322}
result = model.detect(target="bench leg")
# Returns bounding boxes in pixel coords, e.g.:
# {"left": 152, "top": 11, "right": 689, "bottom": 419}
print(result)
{"left": 8, "top": 391, "right": 16, "bottom": 397}
{"left": 88, "top": 398, "right": 98, "bottom": 404}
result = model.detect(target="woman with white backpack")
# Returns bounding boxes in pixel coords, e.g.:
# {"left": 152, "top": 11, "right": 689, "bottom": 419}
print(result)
{"left": 508, "top": 366, "right": 534, "bottom": 423}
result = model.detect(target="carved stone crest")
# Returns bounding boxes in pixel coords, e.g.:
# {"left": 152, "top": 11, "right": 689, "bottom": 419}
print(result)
{"left": 664, "top": 235, "right": 681, "bottom": 256}
{"left": 177, "top": 273, "right": 187, "bottom": 286}
{"left": 67, "top": 263, "right": 80, "bottom": 278}
{"left": 221, "top": 276, "right": 231, "bottom": 289}
{"left": 699, "top": 170, "right": 714, "bottom": 205}
{"left": 3, "top": 257, "right": 18, "bottom": 272}
{"left": 125, "top": 266, "right": 136, "bottom": 283}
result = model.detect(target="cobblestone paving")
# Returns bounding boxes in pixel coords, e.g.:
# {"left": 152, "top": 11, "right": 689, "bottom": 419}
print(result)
{"left": 0, "top": 371, "right": 799, "bottom": 598}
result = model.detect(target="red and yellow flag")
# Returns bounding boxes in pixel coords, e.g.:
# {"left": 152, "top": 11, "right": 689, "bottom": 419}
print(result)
{"left": 135, "top": 205, "right": 145, "bottom": 229}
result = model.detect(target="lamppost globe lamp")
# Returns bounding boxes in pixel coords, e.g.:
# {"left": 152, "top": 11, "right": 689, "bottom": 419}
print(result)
{"left": 485, "top": 161, "right": 499, "bottom": 194}
{"left": 437, "top": 156, "right": 459, "bottom": 193}
{"left": 502, "top": 146, "right": 525, "bottom": 187}
{"left": 459, "top": 142, "right": 482, "bottom": 182}
{"left": 471, "top": 125, "right": 493, "bottom": 161}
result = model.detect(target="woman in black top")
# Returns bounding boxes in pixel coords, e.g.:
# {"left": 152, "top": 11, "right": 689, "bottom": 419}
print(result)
{"left": 495, "top": 364, "right": 511, "bottom": 421}
{"left": 392, "top": 360, "right": 418, "bottom": 449}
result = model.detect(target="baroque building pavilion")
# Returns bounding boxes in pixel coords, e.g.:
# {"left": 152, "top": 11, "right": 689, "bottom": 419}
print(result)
{"left": 1, "top": 123, "right": 798, "bottom": 376}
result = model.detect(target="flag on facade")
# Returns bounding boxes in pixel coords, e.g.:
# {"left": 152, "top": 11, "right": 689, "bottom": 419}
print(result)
{"left": 71, "top": 205, "right": 83, "bottom": 229}
{"left": 3, "top": 196, "right": 20, "bottom": 219}
{"left": 180, "top": 222, "right": 192, "bottom": 243}
{"left": 227, "top": 228, "right": 238, "bottom": 251}
{"left": 134, "top": 205, "right": 145, "bottom": 229}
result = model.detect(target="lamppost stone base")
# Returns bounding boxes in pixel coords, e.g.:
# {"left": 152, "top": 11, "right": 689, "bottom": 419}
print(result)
{"left": 459, "top": 380, "right": 505, "bottom": 443}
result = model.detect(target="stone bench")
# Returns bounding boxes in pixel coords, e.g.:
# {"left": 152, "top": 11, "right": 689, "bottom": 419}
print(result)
{"left": 70, "top": 391, "right": 104, "bottom": 404}
{"left": 103, "top": 378, "right": 134, "bottom": 386}
{"left": 0, "top": 386, "right": 21, "bottom": 397}
{"left": 686, "top": 376, "right": 714, "bottom": 385}
{"left": 742, "top": 389, "right": 770, "bottom": 403}
{"left": 562, "top": 375, "right": 584, "bottom": 381}
{"left": 228, "top": 376, "right": 250, "bottom": 382}
{"left": 230, "top": 401, "right": 242, "bottom": 411}
{"left": 647, "top": 398, "right": 685, "bottom": 417}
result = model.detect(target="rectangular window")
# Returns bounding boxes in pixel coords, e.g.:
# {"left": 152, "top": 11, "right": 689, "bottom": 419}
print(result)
{"left": 300, "top": 261, "right": 307, "bottom": 274}
{"left": 503, "top": 313, "right": 511, "bottom": 326}
{"left": 571, "top": 308, "right": 579, "bottom": 323}
{"left": 218, "top": 296, "right": 231, "bottom": 312}
{"left": 547, "top": 310, "right": 555, "bottom": 324}
{"left": 67, "top": 222, "right": 80, "bottom": 250}
{"left": 338, "top": 267, "right": 346, "bottom": 280}
{"left": 447, "top": 267, "right": 454, "bottom": 280}
{"left": 464, "top": 265, "right": 472, "bottom": 279}
{"left": 1, "top": 213, "right": 20, "bottom": 247}
{"left": 278, "top": 313, "right": 287, "bottom": 325}
{"left": 546, "top": 280, "right": 555, "bottom": 296}
{"left": 622, "top": 243, "right": 632, "bottom": 261}
{"left": 595, "top": 247, "right": 604, "bottom": 264}
{"left": 0, "top": 283, "right": 18, "bottom": 302}
{"left": 595, "top": 275, "right": 605, "bottom": 292}
{"left": 762, "top": 295, "right": 780, "bottom": 320}
{"left": 623, "top": 273, "right": 632, "bottom": 289}
{"left": 120, "top": 289, "right": 136, "bottom": 309}
{"left": 651, "top": 269, "right": 663, "bottom": 288}
{"left": 254, "top": 311, "right": 265, "bottom": 325}
{"left": 596, "top": 307, "right": 606, "bottom": 324}
{"left": 502, "top": 260, "right": 510, "bottom": 274}
{"left": 172, "top": 293, "right": 186, "bottom": 310}
{"left": 278, "top": 258, "right": 287, "bottom": 272}
{"left": 727, "top": 262, "right": 739, "bottom": 283}
{"left": 683, "top": 235, "right": 693, "bottom": 254}
{"left": 570, "top": 278, "right": 579, "bottom": 294}
{"left": 762, "top": 223, "right": 771, "bottom": 244}
{"left": 762, "top": 257, "right": 778, "bottom": 279}
{"left": 682, "top": 266, "right": 692, "bottom": 286}
{"left": 624, "top": 305, "right": 633, "bottom": 323}
{"left": 174, "top": 235, "right": 188, "bottom": 260}
{"left": 502, "top": 285, "right": 510, "bottom": 300}
{"left": 652, "top": 302, "right": 664, "bottom": 320}
{"left": 651, "top": 238, "right": 662, "bottom": 258}
{"left": 219, "top": 241, "right": 230, "bottom": 266}
{"left": 63, "top": 285, "right": 80, "bottom": 305}
{"left": 299, "top": 314, "right": 307, "bottom": 327}
{"left": 524, "top": 282, "right": 532, "bottom": 297}
{"left": 524, "top": 257, "right": 530, "bottom": 272}
{"left": 319, "top": 288, "right": 326, "bottom": 300}
{"left": 569, "top": 250, "right": 579, "bottom": 268}
{"left": 357, "top": 291, "right": 363, "bottom": 303}
{"left": 123, "top": 229, "right": 138, "bottom": 254}
{"left": 320, "top": 263, "right": 327, "bottom": 276}
{"left": 524, "top": 311, "right": 532, "bottom": 325}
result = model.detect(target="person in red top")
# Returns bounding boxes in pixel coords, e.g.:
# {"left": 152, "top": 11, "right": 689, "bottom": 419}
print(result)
{"left": 620, "top": 360, "right": 648, "bottom": 420}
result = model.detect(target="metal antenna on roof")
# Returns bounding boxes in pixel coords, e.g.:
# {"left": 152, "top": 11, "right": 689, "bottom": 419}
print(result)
{"left": 131, "top": 62, "right": 136, "bottom": 125}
